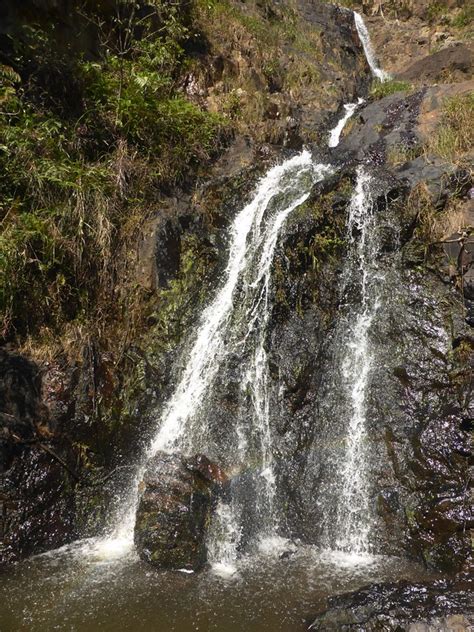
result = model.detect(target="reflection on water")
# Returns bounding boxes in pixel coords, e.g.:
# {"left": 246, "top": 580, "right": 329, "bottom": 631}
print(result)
{"left": 1, "top": 542, "right": 434, "bottom": 632}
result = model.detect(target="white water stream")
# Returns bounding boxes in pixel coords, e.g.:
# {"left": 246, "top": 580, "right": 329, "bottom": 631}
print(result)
{"left": 104, "top": 153, "right": 331, "bottom": 562}
{"left": 328, "top": 98, "right": 364, "bottom": 148}
{"left": 354, "top": 12, "right": 390, "bottom": 82}
{"left": 95, "top": 103, "right": 362, "bottom": 565}
{"left": 333, "top": 168, "right": 379, "bottom": 555}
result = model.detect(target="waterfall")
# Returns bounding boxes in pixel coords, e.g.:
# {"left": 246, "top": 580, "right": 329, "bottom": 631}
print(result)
{"left": 105, "top": 153, "right": 331, "bottom": 556}
{"left": 94, "top": 104, "right": 360, "bottom": 564}
{"left": 333, "top": 168, "right": 377, "bottom": 554}
{"left": 148, "top": 152, "right": 320, "bottom": 458}
{"left": 318, "top": 167, "right": 388, "bottom": 557}
{"left": 57, "top": 42, "right": 390, "bottom": 565}
{"left": 328, "top": 98, "right": 364, "bottom": 148}
{"left": 354, "top": 12, "right": 390, "bottom": 82}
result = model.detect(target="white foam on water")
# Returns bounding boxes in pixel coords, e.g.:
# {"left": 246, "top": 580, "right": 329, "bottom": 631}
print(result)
{"left": 257, "top": 535, "right": 297, "bottom": 557}
{"left": 210, "top": 561, "right": 239, "bottom": 578}
{"left": 319, "top": 548, "right": 377, "bottom": 569}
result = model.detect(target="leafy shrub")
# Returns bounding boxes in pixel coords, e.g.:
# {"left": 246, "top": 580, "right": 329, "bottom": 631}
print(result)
{"left": 0, "top": 0, "right": 228, "bottom": 339}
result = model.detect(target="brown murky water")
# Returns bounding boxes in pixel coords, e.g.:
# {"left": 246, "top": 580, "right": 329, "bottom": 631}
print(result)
{"left": 1, "top": 541, "right": 434, "bottom": 632}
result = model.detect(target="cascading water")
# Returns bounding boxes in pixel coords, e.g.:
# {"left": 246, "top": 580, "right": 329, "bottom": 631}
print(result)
{"left": 316, "top": 167, "right": 390, "bottom": 558}
{"left": 105, "top": 152, "right": 331, "bottom": 561}
{"left": 97, "top": 103, "right": 364, "bottom": 566}
{"left": 332, "top": 168, "right": 377, "bottom": 554}
{"left": 328, "top": 98, "right": 364, "bottom": 148}
{"left": 354, "top": 12, "right": 390, "bottom": 82}
{"left": 3, "top": 8, "right": 452, "bottom": 632}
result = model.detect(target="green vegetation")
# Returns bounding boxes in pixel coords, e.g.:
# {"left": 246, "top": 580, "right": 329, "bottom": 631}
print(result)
{"left": 426, "top": 1, "right": 448, "bottom": 21}
{"left": 427, "top": 91, "right": 474, "bottom": 162}
{"left": 370, "top": 79, "right": 412, "bottom": 99}
{"left": 0, "top": 1, "right": 227, "bottom": 340}
{"left": 194, "top": 0, "right": 323, "bottom": 115}
{"left": 451, "top": 6, "right": 474, "bottom": 28}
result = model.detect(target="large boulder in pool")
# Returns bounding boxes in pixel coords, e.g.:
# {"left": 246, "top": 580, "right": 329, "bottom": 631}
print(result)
{"left": 134, "top": 452, "right": 226, "bottom": 571}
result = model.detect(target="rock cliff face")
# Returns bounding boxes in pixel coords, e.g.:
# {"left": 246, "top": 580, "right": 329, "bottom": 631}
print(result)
{"left": 269, "top": 82, "right": 473, "bottom": 571}
{"left": 0, "top": 0, "right": 472, "bottom": 592}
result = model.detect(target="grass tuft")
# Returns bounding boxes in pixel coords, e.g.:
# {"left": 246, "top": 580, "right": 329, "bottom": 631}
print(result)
{"left": 427, "top": 91, "right": 474, "bottom": 162}
{"left": 370, "top": 79, "right": 412, "bottom": 100}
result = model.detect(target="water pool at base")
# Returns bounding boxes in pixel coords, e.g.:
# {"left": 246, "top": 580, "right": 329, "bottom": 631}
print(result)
{"left": 1, "top": 542, "right": 434, "bottom": 632}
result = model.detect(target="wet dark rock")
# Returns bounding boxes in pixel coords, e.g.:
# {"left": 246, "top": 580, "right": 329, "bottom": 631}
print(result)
{"left": 0, "top": 349, "right": 45, "bottom": 473}
{"left": 334, "top": 89, "right": 426, "bottom": 167}
{"left": 308, "top": 577, "right": 474, "bottom": 631}
{"left": 265, "top": 144, "right": 472, "bottom": 570}
{"left": 0, "top": 349, "right": 130, "bottom": 565}
{"left": 0, "top": 446, "right": 76, "bottom": 566}
{"left": 0, "top": 350, "right": 78, "bottom": 565}
{"left": 134, "top": 452, "right": 225, "bottom": 571}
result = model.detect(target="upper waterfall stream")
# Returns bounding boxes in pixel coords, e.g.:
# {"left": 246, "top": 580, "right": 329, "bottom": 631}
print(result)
{"left": 354, "top": 12, "right": 390, "bottom": 81}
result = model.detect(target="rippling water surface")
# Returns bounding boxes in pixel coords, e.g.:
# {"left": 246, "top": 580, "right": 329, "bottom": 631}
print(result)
{"left": 1, "top": 542, "right": 433, "bottom": 632}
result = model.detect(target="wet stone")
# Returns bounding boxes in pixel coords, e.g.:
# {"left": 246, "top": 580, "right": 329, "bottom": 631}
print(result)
{"left": 308, "top": 577, "right": 474, "bottom": 631}
{"left": 134, "top": 452, "right": 225, "bottom": 571}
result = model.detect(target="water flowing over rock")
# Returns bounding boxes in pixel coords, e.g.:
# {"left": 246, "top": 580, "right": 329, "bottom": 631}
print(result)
{"left": 320, "top": 167, "right": 382, "bottom": 555}
{"left": 111, "top": 101, "right": 366, "bottom": 567}
{"left": 134, "top": 453, "right": 225, "bottom": 571}
{"left": 107, "top": 153, "right": 337, "bottom": 566}
{"left": 354, "top": 11, "right": 390, "bottom": 81}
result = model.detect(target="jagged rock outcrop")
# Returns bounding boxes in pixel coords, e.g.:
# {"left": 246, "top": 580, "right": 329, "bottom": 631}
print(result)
{"left": 134, "top": 452, "right": 225, "bottom": 570}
